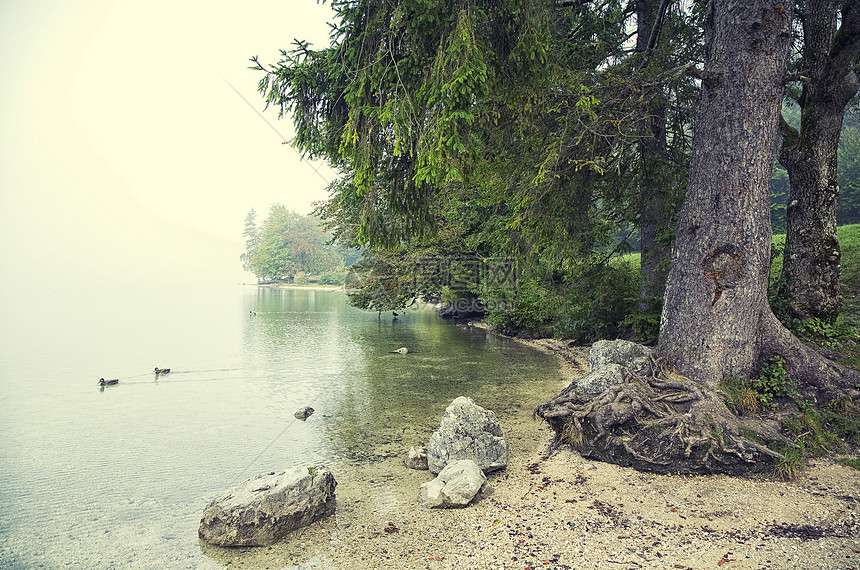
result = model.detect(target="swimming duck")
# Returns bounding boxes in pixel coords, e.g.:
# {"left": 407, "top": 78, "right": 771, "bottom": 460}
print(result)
{"left": 390, "top": 347, "right": 408, "bottom": 355}
{"left": 98, "top": 378, "right": 119, "bottom": 386}
{"left": 154, "top": 367, "right": 171, "bottom": 375}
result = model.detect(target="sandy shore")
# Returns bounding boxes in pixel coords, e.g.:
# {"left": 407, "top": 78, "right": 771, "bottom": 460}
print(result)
{"left": 204, "top": 339, "right": 860, "bottom": 570}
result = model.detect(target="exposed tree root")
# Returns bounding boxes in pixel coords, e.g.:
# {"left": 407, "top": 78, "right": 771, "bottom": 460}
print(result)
{"left": 535, "top": 317, "right": 860, "bottom": 476}
{"left": 535, "top": 359, "right": 785, "bottom": 475}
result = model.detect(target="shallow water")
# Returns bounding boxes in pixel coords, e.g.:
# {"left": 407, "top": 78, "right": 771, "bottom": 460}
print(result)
{"left": 0, "top": 284, "right": 562, "bottom": 568}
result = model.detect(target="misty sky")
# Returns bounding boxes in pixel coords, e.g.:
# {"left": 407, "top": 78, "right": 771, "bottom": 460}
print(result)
{"left": 0, "top": 0, "right": 336, "bottom": 288}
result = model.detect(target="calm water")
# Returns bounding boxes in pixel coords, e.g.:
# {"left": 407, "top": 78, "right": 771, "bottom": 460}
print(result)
{"left": 0, "top": 283, "right": 561, "bottom": 569}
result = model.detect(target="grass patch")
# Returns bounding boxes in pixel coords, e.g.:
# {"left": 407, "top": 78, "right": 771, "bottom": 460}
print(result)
{"left": 720, "top": 375, "right": 761, "bottom": 414}
{"left": 560, "top": 417, "right": 586, "bottom": 449}
{"left": 782, "top": 400, "right": 860, "bottom": 456}
{"left": 741, "top": 427, "right": 762, "bottom": 443}
{"left": 836, "top": 457, "right": 860, "bottom": 471}
{"left": 773, "top": 446, "right": 804, "bottom": 480}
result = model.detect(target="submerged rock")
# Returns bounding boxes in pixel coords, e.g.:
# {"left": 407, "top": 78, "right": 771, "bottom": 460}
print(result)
{"left": 404, "top": 446, "right": 429, "bottom": 470}
{"left": 419, "top": 459, "right": 489, "bottom": 508}
{"left": 198, "top": 466, "right": 336, "bottom": 546}
{"left": 427, "top": 396, "right": 508, "bottom": 474}
{"left": 294, "top": 406, "right": 315, "bottom": 421}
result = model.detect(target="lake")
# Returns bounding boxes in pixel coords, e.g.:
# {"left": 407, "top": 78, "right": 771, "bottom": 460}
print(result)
{"left": 0, "top": 282, "right": 563, "bottom": 568}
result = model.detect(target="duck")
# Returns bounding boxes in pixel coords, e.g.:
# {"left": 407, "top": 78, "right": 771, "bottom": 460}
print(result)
{"left": 250, "top": 310, "right": 257, "bottom": 316}
{"left": 98, "top": 378, "right": 119, "bottom": 386}
{"left": 154, "top": 367, "right": 171, "bottom": 375}
{"left": 390, "top": 347, "right": 408, "bottom": 355}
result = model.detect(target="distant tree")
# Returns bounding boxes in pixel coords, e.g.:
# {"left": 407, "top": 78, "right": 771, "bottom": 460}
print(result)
{"left": 633, "top": 0, "right": 700, "bottom": 314}
{"left": 240, "top": 208, "right": 259, "bottom": 273}
{"left": 247, "top": 205, "right": 339, "bottom": 282}
{"left": 838, "top": 119, "right": 860, "bottom": 224}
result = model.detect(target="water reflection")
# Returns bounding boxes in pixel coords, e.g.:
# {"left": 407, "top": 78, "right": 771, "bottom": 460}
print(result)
{"left": 0, "top": 286, "right": 562, "bottom": 569}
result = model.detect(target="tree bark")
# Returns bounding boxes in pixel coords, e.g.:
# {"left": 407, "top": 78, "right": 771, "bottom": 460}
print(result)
{"left": 779, "top": 0, "right": 860, "bottom": 323}
{"left": 659, "top": 0, "right": 796, "bottom": 387}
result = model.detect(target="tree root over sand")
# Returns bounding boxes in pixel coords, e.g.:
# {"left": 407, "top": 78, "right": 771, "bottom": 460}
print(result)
{"left": 534, "top": 361, "right": 786, "bottom": 475}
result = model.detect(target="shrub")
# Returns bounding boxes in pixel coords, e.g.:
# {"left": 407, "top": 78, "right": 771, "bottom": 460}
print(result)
{"left": 751, "top": 356, "right": 798, "bottom": 408}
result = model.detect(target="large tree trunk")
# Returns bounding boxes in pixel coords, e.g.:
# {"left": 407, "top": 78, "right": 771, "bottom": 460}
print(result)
{"left": 779, "top": 0, "right": 860, "bottom": 323}
{"left": 658, "top": 0, "right": 795, "bottom": 387}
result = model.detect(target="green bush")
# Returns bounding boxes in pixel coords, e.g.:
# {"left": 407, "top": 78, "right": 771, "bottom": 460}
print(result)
{"left": 505, "top": 259, "right": 639, "bottom": 342}
{"left": 751, "top": 356, "right": 798, "bottom": 408}
{"left": 318, "top": 271, "right": 346, "bottom": 285}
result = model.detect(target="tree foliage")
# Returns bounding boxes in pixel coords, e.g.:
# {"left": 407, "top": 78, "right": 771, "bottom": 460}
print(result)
{"left": 242, "top": 205, "right": 347, "bottom": 282}
{"left": 255, "top": 0, "right": 702, "bottom": 339}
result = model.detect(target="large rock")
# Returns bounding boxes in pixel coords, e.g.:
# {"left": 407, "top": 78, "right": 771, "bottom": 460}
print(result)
{"left": 427, "top": 396, "right": 508, "bottom": 474}
{"left": 198, "top": 466, "right": 336, "bottom": 546}
{"left": 574, "top": 363, "right": 628, "bottom": 396}
{"left": 568, "top": 340, "right": 653, "bottom": 396}
{"left": 589, "top": 339, "right": 653, "bottom": 376}
{"left": 419, "top": 459, "right": 488, "bottom": 508}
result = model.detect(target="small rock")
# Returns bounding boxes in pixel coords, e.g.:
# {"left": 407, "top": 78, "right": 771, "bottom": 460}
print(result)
{"left": 294, "top": 406, "right": 315, "bottom": 421}
{"left": 405, "top": 446, "right": 429, "bottom": 470}
{"left": 419, "top": 459, "right": 488, "bottom": 508}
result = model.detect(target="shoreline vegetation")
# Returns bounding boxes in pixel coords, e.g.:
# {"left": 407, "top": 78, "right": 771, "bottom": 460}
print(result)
{"left": 207, "top": 333, "right": 860, "bottom": 570}
{"left": 250, "top": 281, "right": 348, "bottom": 292}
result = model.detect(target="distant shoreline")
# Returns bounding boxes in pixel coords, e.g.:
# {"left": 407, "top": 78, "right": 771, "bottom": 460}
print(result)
{"left": 246, "top": 282, "right": 348, "bottom": 292}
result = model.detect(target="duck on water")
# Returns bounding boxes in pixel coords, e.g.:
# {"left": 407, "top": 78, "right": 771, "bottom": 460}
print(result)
{"left": 154, "top": 367, "right": 171, "bottom": 375}
{"left": 98, "top": 378, "right": 119, "bottom": 386}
